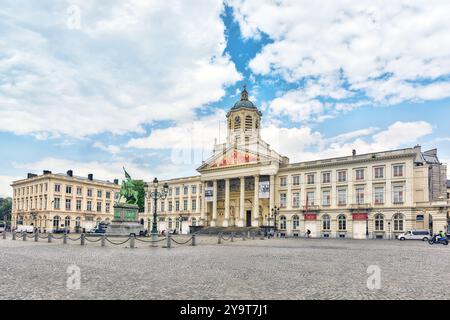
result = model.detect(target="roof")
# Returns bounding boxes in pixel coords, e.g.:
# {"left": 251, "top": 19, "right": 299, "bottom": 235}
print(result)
{"left": 228, "top": 85, "right": 261, "bottom": 116}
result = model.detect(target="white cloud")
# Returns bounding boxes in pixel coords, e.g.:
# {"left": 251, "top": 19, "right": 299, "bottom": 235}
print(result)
{"left": 0, "top": 175, "right": 21, "bottom": 198}
{"left": 93, "top": 142, "right": 121, "bottom": 155}
{"left": 0, "top": 0, "right": 240, "bottom": 138}
{"left": 228, "top": 0, "right": 450, "bottom": 121}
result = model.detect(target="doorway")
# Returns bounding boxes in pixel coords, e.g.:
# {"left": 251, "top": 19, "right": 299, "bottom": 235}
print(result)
{"left": 246, "top": 210, "right": 252, "bottom": 227}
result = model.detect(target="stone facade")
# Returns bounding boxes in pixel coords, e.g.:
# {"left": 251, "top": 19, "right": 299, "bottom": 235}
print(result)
{"left": 142, "top": 88, "right": 449, "bottom": 238}
{"left": 10, "top": 171, "right": 120, "bottom": 232}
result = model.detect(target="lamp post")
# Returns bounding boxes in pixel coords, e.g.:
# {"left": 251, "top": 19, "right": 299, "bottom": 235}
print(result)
{"left": 271, "top": 206, "right": 279, "bottom": 233}
{"left": 149, "top": 178, "right": 169, "bottom": 238}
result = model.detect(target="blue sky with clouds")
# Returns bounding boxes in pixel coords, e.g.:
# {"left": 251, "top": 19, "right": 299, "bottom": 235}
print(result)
{"left": 1, "top": 0, "right": 450, "bottom": 196}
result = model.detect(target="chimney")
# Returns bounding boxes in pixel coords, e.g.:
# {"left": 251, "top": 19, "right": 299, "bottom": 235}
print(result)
{"left": 43, "top": 170, "right": 52, "bottom": 175}
{"left": 352, "top": 149, "right": 356, "bottom": 156}
{"left": 67, "top": 170, "right": 73, "bottom": 177}
{"left": 114, "top": 179, "right": 119, "bottom": 185}
{"left": 27, "top": 173, "right": 37, "bottom": 179}
{"left": 88, "top": 174, "right": 93, "bottom": 181}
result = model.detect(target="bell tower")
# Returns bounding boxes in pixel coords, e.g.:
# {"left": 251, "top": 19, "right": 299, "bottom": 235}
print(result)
{"left": 226, "top": 85, "right": 262, "bottom": 147}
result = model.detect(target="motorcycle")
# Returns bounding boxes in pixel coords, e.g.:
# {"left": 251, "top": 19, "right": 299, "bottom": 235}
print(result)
{"left": 428, "top": 235, "right": 449, "bottom": 245}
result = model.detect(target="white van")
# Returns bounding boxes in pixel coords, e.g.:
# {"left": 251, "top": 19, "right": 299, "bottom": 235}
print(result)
{"left": 398, "top": 230, "right": 430, "bottom": 241}
{"left": 16, "top": 225, "right": 35, "bottom": 233}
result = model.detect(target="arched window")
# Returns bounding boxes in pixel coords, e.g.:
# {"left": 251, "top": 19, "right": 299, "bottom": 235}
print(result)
{"left": 64, "top": 216, "right": 71, "bottom": 227}
{"left": 191, "top": 218, "right": 197, "bottom": 226}
{"left": 234, "top": 116, "right": 241, "bottom": 131}
{"left": 338, "top": 215, "right": 346, "bottom": 231}
{"left": 75, "top": 217, "right": 81, "bottom": 228}
{"left": 17, "top": 216, "right": 24, "bottom": 226}
{"left": 322, "top": 214, "right": 331, "bottom": 230}
{"left": 245, "top": 115, "right": 252, "bottom": 131}
{"left": 53, "top": 216, "right": 60, "bottom": 228}
{"left": 168, "top": 218, "right": 173, "bottom": 229}
{"left": 279, "top": 215, "right": 286, "bottom": 230}
{"left": 374, "top": 213, "right": 384, "bottom": 231}
{"left": 292, "top": 215, "right": 299, "bottom": 229}
{"left": 393, "top": 213, "right": 404, "bottom": 231}
{"left": 176, "top": 218, "right": 180, "bottom": 230}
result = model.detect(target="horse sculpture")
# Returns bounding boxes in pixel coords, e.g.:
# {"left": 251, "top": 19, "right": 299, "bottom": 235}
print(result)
{"left": 118, "top": 167, "right": 139, "bottom": 205}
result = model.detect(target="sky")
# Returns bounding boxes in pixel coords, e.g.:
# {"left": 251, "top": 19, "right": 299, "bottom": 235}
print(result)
{"left": 1, "top": 0, "right": 450, "bottom": 197}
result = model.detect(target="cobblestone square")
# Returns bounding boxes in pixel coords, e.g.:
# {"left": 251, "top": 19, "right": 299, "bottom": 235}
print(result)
{"left": 0, "top": 235, "right": 449, "bottom": 300}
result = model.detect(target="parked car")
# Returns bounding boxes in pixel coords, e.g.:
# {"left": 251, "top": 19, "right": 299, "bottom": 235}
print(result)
{"left": 0, "top": 221, "right": 5, "bottom": 232}
{"left": 16, "top": 225, "right": 35, "bottom": 233}
{"left": 53, "top": 228, "right": 70, "bottom": 234}
{"left": 398, "top": 230, "right": 430, "bottom": 241}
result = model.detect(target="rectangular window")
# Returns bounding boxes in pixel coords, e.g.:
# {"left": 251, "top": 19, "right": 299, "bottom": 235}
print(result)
{"left": 87, "top": 189, "right": 93, "bottom": 197}
{"left": 54, "top": 198, "right": 60, "bottom": 210}
{"left": 65, "top": 199, "right": 71, "bottom": 211}
{"left": 374, "top": 167, "right": 385, "bottom": 179}
{"left": 55, "top": 184, "right": 61, "bottom": 193}
{"left": 76, "top": 200, "right": 82, "bottom": 211}
{"left": 97, "top": 202, "right": 102, "bottom": 212}
{"left": 76, "top": 187, "right": 82, "bottom": 196}
{"left": 184, "top": 186, "right": 188, "bottom": 195}
{"left": 191, "top": 185, "right": 197, "bottom": 194}
{"left": 338, "top": 189, "right": 347, "bottom": 205}
{"left": 322, "top": 172, "right": 331, "bottom": 184}
{"left": 192, "top": 199, "right": 197, "bottom": 211}
{"left": 292, "top": 192, "right": 300, "bottom": 208}
{"left": 97, "top": 190, "right": 102, "bottom": 198}
{"left": 280, "top": 193, "right": 287, "bottom": 208}
{"left": 161, "top": 202, "right": 165, "bottom": 212}
{"left": 393, "top": 165, "right": 404, "bottom": 177}
{"left": 168, "top": 188, "right": 173, "bottom": 196}
{"left": 355, "top": 169, "right": 365, "bottom": 181}
{"left": 393, "top": 185, "right": 404, "bottom": 203}
{"left": 356, "top": 187, "right": 365, "bottom": 204}
{"left": 175, "top": 187, "right": 180, "bottom": 196}
{"left": 66, "top": 185, "right": 72, "bottom": 194}
{"left": 374, "top": 187, "right": 385, "bottom": 204}
{"left": 322, "top": 190, "right": 331, "bottom": 206}
{"left": 175, "top": 200, "right": 180, "bottom": 211}
{"left": 280, "top": 177, "right": 287, "bottom": 187}
{"left": 106, "top": 191, "right": 111, "bottom": 199}
{"left": 183, "top": 200, "right": 188, "bottom": 211}
{"left": 307, "top": 191, "right": 315, "bottom": 206}
{"left": 87, "top": 201, "right": 92, "bottom": 211}
{"left": 168, "top": 201, "right": 173, "bottom": 211}
{"left": 106, "top": 202, "right": 110, "bottom": 213}
{"left": 337, "top": 170, "right": 347, "bottom": 182}
{"left": 307, "top": 174, "right": 315, "bottom": 185}
{"left": 292, "top": 175, "right": 300, "bottom": 186}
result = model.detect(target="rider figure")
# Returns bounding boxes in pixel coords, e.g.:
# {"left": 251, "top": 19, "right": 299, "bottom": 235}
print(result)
{"left": 439, "top": 230, "right": 446, "bottom": 240}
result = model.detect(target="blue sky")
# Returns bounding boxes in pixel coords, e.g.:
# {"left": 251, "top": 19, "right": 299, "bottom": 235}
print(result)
{"left": 1, "top": 0, "right": 450, "bottom": 196}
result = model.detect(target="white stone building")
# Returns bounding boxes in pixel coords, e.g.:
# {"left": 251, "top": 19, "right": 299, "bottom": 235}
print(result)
{"left": 143, "top": 87, "right": 448, "bottom": 239}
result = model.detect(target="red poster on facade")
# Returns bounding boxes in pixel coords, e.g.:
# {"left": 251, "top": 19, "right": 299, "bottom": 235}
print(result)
{"left": 304, "top": 214, "right": 317, "bottom": 221}
{"left": 352, "top": 213, "right": 368, "bottom": 220}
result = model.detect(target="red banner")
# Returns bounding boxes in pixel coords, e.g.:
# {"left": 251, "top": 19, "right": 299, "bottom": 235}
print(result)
{"left": 304, "top": 214, "right": 317, "bottom": 221}
{"left": 352, "top": 213, "right": 368, "bottom": 220}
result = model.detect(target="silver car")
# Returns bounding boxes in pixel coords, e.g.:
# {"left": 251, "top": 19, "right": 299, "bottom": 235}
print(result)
{"left": 398, "top": 230, "right": 430, "bottom": 241}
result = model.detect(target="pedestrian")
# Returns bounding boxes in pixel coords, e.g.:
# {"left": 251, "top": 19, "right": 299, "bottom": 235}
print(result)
{"left": 306, "top": 229, "right": 311, "bottom": 238}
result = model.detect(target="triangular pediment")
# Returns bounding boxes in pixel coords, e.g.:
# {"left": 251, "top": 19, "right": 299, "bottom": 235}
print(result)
{"left": 197, "top": 145, "right": 277, "bottom": 172}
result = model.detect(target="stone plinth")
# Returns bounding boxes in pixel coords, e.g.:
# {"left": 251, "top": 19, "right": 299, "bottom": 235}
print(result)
{"left": 106, "top": 203, "right": 145, "bottom": 236}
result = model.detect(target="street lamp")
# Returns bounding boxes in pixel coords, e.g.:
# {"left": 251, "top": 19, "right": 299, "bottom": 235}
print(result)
{"left": 271, "top": 206, "right": 279, "bottom": 233}
{"left": 149, "top": 178, "right": 169, "bottom": 238}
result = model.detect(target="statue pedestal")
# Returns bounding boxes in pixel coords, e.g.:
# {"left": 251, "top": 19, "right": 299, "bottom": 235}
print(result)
{"left": 106, "top": 203, "right": 144, "bottom": 236}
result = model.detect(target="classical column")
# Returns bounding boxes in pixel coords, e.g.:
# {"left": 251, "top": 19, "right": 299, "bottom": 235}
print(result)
{"left": 223, "top": 178, "right": 230, "bottom": 227}
{"left": 253, "top": 175, "right": 259, "bottom": 227}
{"left": 269, "top": 175, "right": 275, "bottom": 211}
{"left": 211, "top": 180, "right": 217, "bottom": 227}
{"left": 239, "top": 176, "right": 245, "bottom": 227}
{"left": 200, "top": 181, "right": 206, "bottom": 225}
{"left": 196, "top": 183, "right": 200, "bottom": 214}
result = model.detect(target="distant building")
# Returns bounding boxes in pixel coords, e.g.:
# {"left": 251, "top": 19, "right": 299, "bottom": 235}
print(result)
{"left": 10, "top": 170, "right": 120, "bottom": 232}
{"left": 143, "top": 87, "right": 449, "bottom": 238}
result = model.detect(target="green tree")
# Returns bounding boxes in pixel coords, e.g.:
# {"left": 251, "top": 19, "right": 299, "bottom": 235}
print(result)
{"left": 0, "top": 197, "right": 12, "bottom": 221}
{"left": 132, "top": 180, "right": 146, "bottom": 212}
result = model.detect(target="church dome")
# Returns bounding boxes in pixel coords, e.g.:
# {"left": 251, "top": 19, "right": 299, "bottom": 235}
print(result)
{"left": 231, "top": 85, "right": 258, "bottom": 110}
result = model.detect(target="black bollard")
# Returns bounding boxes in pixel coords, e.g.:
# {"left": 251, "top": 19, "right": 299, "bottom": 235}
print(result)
{"left": 130, "top": 234, "right": 135, "bottom": 249}
{"left": 12, "top": 231, "right": 16, "bottom": 240}
{"left": 166, "top": 234, "right": 171, "bottom": 249}
{"left": 80, "top": 233, "right": 85, "bottom": 246}
{"left": 101, "top": 234, "right": 106, "bottom": 247}
{"left": 34, "top": 232, "right": 39, "bottom": 242}
{"left": 191, "top": 234, "right": 196, "bottom": 246}
{"left": 48, "top": 233, "right": 52, "bottom": 243}
{"left": 22, "top": 232, "right": 27, "bottom": 241}
{"left": 63, "top": 233, "right": 67, "bottom": 244}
